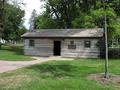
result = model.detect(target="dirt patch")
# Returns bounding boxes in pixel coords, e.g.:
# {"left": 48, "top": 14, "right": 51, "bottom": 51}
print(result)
{"left": 88, "top": 73, "right": 120, "bottom": 88}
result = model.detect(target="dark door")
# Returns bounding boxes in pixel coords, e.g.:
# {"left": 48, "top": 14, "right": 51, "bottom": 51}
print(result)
{"left": 54, "top": 41, "right": 61, "bottom": 56}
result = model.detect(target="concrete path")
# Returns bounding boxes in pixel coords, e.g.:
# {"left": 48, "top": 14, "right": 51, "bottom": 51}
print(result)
{"left": 0, "top": 57, "right": 74, "bottom": 73}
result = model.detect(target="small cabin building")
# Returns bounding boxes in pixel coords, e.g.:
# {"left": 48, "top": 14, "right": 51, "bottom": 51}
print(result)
{"left": 22, "top": 29, "right": 104, "bottom": 58}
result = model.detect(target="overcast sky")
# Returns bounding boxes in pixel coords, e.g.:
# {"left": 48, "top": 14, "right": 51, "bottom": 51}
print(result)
{"left": 21, "top": 0, "right": 45, "bottom": 29}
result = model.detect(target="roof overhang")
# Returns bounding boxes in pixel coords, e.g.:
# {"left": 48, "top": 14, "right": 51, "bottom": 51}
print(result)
{"left": 21, "top": 28, "right": 104, "bottom": 39}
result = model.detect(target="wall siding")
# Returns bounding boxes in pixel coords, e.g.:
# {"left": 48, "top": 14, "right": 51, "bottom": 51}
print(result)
{"left": 24, "top": 39, "right": 53, "bottom": 56}
{"left": 24, "top": 38, "right": 100, "bottom": 58}
{"left": 61, "top": 39, "right": 100, "bottom": 58}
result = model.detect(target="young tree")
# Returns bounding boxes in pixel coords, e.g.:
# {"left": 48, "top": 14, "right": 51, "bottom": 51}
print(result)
{"left": 35, "top": 12, "right": 57, "bottom": 29}
{"left": 29, "top": 9, "right": 37, "bottom": 30}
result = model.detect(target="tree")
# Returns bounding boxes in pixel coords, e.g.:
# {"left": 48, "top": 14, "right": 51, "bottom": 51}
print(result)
{"left": 35, "top": 12, "right": 57, "bottom": 29}
{"left": 29, "top": 9, "right": 37, "bottom": 30}
{"left": 36, "top": 0, "right": 120, "bottom": 41}
{"left": 0, "top": 0, "right": 6, "bottom": 48}
{"left": 2, "top": 2, "right": 25, "bottom": 43}
{"left": 39, "top": 0, "right": 80, "bottom": 28}
{"left": 103, "top": 0, "right": 109, "bottom": 78}
{"left": 15, "top": 26, "right": 27, "bottom": 41}
{"left": 72, "top": 14, "right": 96, "bottom": 28}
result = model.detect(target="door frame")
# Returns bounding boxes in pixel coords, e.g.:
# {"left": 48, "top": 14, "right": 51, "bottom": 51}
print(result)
{"left": 53, "top": 41, "right": 61, "bottom": 56}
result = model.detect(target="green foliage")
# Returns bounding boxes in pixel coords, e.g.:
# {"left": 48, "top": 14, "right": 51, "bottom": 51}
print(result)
{"left": 72, "top": 14, "right": 95, "bottom": 28}
{"left": 15, "top": 26, "right": 27, "bottom": 41}
{"left": 38, "top": 0, "right": 80, "bottom": 28}
{"left": 35, "top": 14, "right": 57, "bottom": 29}
{"left": 89, "top": 8, "right": 120, "bottom": 40}
{"left": 0, "top": 0, "right": 6, "bottom": 38}
{"left": 36, "top": 0, "right": 120, "bottom": 42}
{"left": 108, "top": 0, "right": 120, "bottom": 15}
{"left": 0, "top": 45, "right": 33, "bottom": 61}
{"left": 2, "top": 3, "right": 25, "bottom": 42}
{"left": 109, "top": 47, "right": 120, "bottom": 58}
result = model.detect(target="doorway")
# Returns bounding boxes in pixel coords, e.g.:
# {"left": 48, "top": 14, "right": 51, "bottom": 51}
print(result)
{"left": 54, "top": 41, "right": 61, "bottom": 56}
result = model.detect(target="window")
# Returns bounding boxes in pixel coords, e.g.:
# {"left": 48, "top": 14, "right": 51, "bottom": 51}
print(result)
{"left": 29, "top": 40, "right": 34, "bottom": 47}
{"left": 68, "top": 41, "right": 76, "bottom": 49}
{"left": 84, "top": 41, "right": 91, "bottom": 48}
{"left": 70, "top": 41, "right": 74, "bottom": 45}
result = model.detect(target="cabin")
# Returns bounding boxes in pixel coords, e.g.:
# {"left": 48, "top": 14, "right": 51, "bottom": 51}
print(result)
{"left": 22, "top": 29, "right": 104, "bottom": 58}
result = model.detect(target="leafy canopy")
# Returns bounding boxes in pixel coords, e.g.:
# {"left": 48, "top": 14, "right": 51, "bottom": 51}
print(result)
{"left": 35, "top": 0, "right": 120, "bottom": 40}
{"left": 2, "top": 2, "right": 26, "bottom": 42}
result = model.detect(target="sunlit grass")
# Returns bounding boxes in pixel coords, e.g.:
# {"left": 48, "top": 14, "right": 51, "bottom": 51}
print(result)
{"left": 0, "top": 44, "right": 33, "bottom": 61}
{"left": 0, "top": 59, "right": 120, "bottom": 90}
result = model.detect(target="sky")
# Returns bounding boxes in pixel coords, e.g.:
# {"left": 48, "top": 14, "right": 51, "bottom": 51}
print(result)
{"left": 21, "top": 0, "right": 45, "bottom": 29}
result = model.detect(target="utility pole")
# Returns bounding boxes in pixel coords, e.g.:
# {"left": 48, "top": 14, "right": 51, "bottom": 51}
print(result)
{"left": 103, "top": 0, "right": 109, "bottom": 78}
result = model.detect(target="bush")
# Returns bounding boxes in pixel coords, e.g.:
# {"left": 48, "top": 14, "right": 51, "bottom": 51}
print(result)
{"left": 2, "top": 44, "right": 24, "bottom": 55}
{"left": 108, "top": 48, "right": 120, "bottom": 59}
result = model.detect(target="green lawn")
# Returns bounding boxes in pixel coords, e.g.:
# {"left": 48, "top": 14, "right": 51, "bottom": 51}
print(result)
{"left": 0, "top": 45, "right": 33, "bottom": 61}
{"left": 0, "top": 59, "right": 120, "bottom": 90}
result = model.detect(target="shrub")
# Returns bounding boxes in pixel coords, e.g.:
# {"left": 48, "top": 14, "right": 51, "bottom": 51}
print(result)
{"left": 108, "top": 48, "right": 120, "bottom": 59}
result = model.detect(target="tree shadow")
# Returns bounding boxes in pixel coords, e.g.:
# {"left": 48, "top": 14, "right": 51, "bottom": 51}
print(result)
{"left": 27, "top": 63, "right": 77, "bottom": 78}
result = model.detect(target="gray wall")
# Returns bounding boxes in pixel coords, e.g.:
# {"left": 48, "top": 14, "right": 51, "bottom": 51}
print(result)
{"left": 61, "top": 39, "right": 100, "bottom": 58}
{"left": 24, "top": 39, "right": 53, "bottom": 56}
{"left": 24, "top": 38, "right": 100, "bottom": 58}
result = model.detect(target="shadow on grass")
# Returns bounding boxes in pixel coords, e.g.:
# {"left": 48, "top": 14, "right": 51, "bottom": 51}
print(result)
{"left": 2, "top": 45, "right": 24, "bottom": 55}
{"left": 26, "top": 61, "right": 100, "bottom": 79}
{"left": 27, "top": 63, "right": 78, "bottom": 78}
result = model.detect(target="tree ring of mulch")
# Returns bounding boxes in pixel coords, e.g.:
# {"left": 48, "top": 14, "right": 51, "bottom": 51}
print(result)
{"left": 87, "top": 73, "right": 120, "bottom": 85}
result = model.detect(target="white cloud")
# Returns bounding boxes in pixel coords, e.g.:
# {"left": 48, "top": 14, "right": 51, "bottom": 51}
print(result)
{"left": 21, "top": 0, "right": 45, "bottom": 29}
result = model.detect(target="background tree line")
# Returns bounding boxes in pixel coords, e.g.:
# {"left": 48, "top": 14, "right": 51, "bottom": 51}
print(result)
{"left": 0, "top": 0, "right": 120, "bottom": 46}
{"left": 34, "top": 0, "right": 120, "bottom": 45}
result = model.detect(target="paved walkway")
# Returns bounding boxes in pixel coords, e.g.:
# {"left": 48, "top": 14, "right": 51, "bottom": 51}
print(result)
{"left": 0, "top": 57, "right": 74, "bottom": 73}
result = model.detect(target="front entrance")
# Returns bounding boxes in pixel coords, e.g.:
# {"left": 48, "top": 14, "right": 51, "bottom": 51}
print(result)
{"left": 54, "top": 41, "right": 61, "bottom": 56}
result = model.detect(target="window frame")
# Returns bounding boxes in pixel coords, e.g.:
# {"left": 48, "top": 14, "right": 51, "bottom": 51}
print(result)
{"left": 29, "top": 40, "right": 35, "bottom": 47}
{"left": 84, "top": 41, "right": 91, "bottom": 48}
{"left": 68, "top": 40, "right": 76, "bottom": 49}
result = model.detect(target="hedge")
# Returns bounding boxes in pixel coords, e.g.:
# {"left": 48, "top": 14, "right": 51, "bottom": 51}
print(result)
{"left": 108, "top": 48, "right": 120, "bottom": 59}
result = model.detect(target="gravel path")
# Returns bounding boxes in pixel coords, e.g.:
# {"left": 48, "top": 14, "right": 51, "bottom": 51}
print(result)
{"left": 0, "top": 57, "right": 73, "bottom": 73}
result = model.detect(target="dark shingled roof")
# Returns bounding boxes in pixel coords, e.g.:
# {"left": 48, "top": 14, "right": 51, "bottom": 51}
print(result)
{"left": 21, "top": 28, "right": 104, "bottom": 38}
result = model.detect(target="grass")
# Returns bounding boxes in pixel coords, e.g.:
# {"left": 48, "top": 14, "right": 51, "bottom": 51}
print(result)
{"left": 0, "top": 59, "right": 120, "bottom": 90}
{"left": 0, "top": 44, "right": 33, "bottom": 61}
